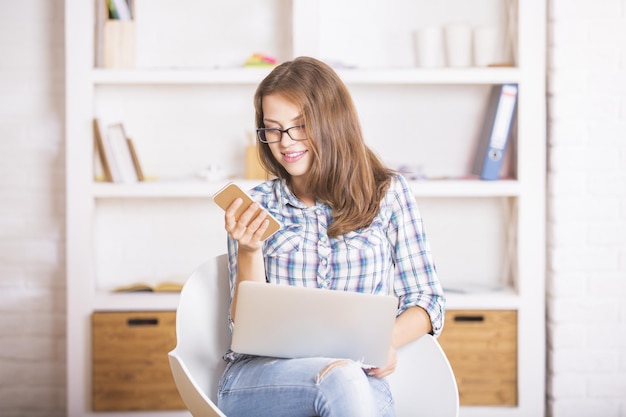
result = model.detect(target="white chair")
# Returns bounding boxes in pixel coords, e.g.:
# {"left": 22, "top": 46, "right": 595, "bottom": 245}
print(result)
{"left": 386, "top": 332, "right": 460, "bottom": 417}
{"left": 169, "top": 255, "right": 459, "bottom": 417}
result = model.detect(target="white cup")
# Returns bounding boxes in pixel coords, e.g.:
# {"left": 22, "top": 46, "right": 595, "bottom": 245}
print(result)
{"left": 473, "top": 26, "right": 502, "bottom": 67}
{"left": 444, "top": 23, "right": 472, "bottom": 67}
{"left": 414, "top": 26, "right": 444, "bottom": 68}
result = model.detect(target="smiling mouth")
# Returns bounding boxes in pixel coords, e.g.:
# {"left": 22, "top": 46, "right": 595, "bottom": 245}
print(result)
{"left": 282, "top": 150, "right": 308, "bottom": 163}
{"left": 283, "top": 150, "right": 307, "bottom": 158}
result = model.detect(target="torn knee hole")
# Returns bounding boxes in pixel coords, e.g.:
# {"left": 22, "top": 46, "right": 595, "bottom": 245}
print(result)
{"left": 315, "top": 359, "right": 351, "bottom": 384}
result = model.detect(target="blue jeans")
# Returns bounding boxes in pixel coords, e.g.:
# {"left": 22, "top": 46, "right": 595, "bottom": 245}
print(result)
{"left": 218, "top": 354, "right": 395, "bottom": 417}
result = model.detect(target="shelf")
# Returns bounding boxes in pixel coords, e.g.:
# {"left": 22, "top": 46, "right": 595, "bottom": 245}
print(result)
{"left": 77, "top": 411, "right": 189, "bottom": 417}
{"left": 90, "top": 286, "right": 518, "bottom": 312}
{"left": 92, "top": 180, "right": 223, "bottom": 198}
{"left": 338, "top": 67, "right": 521, "bottom": 85}
{"left": 91, "top": 179, "right": 263, "bottom": 198}
{"left": 458, "top": 406, "right": 528, "bottom": 417}
{"left": 92, "top": 67, "right": 274, "bottom": 85}
{"left": 445, "top": 287, "right": 520, "bottom": 310}
{"left": 409, "top": 179, "right": 519, "bottom": 197}
{"left": 91, "top": 179, "right": 520, "bottom": 199}
{"left": 93, "top": 292, "right": 181, "bottom": 311}
{"left": 91, "top": 67, "right": 521, "bottom": 86}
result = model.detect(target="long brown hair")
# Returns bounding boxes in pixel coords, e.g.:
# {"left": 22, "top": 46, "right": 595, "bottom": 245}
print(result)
{"left": 255, "top": 56, "right": 392, "bottom": 237}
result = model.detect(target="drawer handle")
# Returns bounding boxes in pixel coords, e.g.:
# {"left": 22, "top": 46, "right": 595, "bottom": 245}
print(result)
{"left": 453, "top": 315, "right": 484, "bottom": 322}
{"left": 127, "top": 318, "right": 159, "bottom": 326}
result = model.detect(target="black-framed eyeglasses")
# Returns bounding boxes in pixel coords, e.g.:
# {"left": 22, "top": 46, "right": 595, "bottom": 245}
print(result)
{"left": 256, "top": 125, "right": 307, "bottom": 144}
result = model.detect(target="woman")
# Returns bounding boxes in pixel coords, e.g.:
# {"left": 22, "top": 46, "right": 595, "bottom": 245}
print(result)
{"left": 218, "top": 56, "right": 445, "bottom": 417}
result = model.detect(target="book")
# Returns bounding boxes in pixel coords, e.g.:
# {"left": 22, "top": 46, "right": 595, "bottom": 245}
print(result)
{"left": 472, "top": 84, "right": 518, "bottom": 180}
{"left": 107, "top": 123, "right": 140, "bottom": 183}
{"left": 107, "top": 0, "right": 132, "bottom": 20}
{"left": 127, "top": 138, "right": 145, "bottom": 181}
{"left": 106, "top": 0, "right": 119, "bottom": 19}
{"left": 101, "top": 0, "right": 135, "bottom": 68}
{"left": 93, "top": 118, "right": 117, "bottom": 182}
{"left": 94, "top": 0, "right": 106, "bottom": 67}
{"left": 113, "top": 281, "right": 183, "bottom": 293}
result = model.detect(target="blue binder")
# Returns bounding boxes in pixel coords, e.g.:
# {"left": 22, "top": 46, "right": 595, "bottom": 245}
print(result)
{"left": 473, "top": 84, "right": 518, "bottom": 180}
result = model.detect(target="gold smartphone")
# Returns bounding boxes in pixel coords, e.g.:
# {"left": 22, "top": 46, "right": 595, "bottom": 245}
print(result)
{"left": 212, "top": 182, "right": 281, "bottom": 241}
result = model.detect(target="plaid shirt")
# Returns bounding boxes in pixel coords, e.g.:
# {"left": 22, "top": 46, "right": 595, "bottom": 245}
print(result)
{"left": 227, "top": 174, "right": 445, "bottom": 336}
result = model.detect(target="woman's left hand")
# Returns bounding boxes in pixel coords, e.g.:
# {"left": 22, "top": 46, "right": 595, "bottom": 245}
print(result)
{"left": 367, "top": 346, "right": 397, "bottom": 378}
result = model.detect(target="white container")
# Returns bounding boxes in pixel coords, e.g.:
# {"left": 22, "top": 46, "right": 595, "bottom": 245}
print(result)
{"left": 444, "top": 23, "right": 472, "bottom": 67}
{"left": 414, "top": 26, "right": 444, "bottom": 68}
{"left": 473, "top": 25, "right": 502, "bottom": 67}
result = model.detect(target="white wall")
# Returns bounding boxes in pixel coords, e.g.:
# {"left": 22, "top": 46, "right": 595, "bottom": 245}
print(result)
{"left": 0, "top": 1, "right": 625, "bottom": 416}
{"left": 0, "top": 0, "right": 66, "bottom": 416}
{"left": 546, "top": 1, "right": 626, "bottom": 416}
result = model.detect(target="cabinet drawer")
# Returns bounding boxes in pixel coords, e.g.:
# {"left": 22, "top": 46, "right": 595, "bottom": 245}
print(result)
{"left": 438, "top": 309, "right": 517, "bottom": 406}
{"left": 92, "top": 311, "right": 185, "bottom": 411}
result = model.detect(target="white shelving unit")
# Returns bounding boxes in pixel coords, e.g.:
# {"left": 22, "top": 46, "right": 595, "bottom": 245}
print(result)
{"left": 66, "top": 1, "right": 545, "bottom": 416}
{"left": 90, "top": 178, "right": 520, "bottom": 198}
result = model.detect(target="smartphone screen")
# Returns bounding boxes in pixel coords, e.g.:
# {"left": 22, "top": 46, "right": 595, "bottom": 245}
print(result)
{"left": 212, "top": 182, "right": 280, "bottom": 241}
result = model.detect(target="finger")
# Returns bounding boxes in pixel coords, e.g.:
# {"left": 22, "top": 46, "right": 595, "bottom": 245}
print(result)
{"left": 224, "top": 198, "right": 244, "bottom": 232}
{"left": 239, "top": 212, "right": 269, "bottom": 244}
{"left": 252, "top": 218, "right": 270, "bottom": 240}
{"left": 225, "top": 199, "right": 261, "bottom": 237}
{"left": 367, "top": 367, "right": 384, "bottom": 378}
{"left": 247, "top": 209, "right": 268, "bottom": 234}
{"left": 237, "top": 202, "right": 261, "bottom": 228}
{"left": 232, "top": 209, "right": 269, "bottom": 244}
{"left": 225, "top": 197, "right": 243, "bottom": 217}
{"left": 368, "top": 364, "right": 396, "bottom": 379}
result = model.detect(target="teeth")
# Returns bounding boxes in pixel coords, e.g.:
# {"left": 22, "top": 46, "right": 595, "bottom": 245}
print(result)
{"left": 284, "top": 151, "right": 305, "bottom": 157}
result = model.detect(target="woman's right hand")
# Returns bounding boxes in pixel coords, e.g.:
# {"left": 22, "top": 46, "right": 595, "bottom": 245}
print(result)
{"left": 226, "top": 198, "right": 269, "bottom": 321}
{"left": 224, "top": 198, "right": 271, "bottom": 252}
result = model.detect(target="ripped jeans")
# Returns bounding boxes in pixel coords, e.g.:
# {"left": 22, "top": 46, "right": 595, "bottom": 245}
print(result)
{"left": 217, "top": 354, "right": 395, "bottom": 417}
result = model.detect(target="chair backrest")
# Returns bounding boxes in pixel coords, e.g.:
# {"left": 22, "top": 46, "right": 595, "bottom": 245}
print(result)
{"left": 387, "top": 334, "right": 460, "bottom": 417}
{"left": 169, "top": 254, "right": 459, "bottom": 417}
{"left": 168, "top": 254, "right": 230, "bottom": 416}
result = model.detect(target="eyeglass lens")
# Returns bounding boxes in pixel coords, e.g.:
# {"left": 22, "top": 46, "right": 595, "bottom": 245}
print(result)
{"left": 257, "top": 126, "right": 306, "bottom": 143}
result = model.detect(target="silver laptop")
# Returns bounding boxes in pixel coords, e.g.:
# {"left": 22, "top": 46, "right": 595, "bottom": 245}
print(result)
{"left": 231, "top": 281, "right": 398, "bottom": 368}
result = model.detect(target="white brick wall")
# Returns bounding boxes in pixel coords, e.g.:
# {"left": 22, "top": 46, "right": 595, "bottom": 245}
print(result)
{"left": 0, "top": 0, "right": 66, "bottom": 416}
{"left": 547, "top": 1, "right": 626, "bottom": 417}
{"left": 1, "top": 1, "right": 625, "bottom": 416}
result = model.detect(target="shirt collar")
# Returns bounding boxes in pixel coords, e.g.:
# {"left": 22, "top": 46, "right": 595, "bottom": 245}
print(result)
{"left": 276, "top": 179, "right": 311, "bottom": 209}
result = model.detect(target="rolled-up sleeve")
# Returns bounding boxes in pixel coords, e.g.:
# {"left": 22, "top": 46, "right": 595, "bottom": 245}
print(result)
{"left": 388, "top": 176, "right": 446, "bottom": 336}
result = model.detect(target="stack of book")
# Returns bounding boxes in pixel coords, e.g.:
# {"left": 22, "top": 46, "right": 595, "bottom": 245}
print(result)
{"left": 95, "top": 0, "right": 135, "bottom": 68}
{"left": 93, "top": 118, "right": 144, "bottom": 183}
